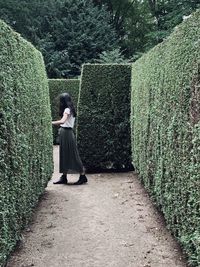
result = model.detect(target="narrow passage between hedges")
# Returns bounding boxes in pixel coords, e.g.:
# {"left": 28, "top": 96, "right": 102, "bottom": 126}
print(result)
{"left": 6, "top": 146, "right": 188, "bottom": 267}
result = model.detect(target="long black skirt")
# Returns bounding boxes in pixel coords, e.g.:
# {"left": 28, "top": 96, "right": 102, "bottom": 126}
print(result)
{"left": 59, "top": 127, "right": 84, "bottom": 174}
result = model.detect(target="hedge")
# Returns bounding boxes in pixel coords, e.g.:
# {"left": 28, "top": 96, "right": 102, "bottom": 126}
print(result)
{"left": 131, "top": 11, "right": 200, "bottom": 266}
{"left": 77, "top": 64, "right": 132, "bottom": 171}
{"left": 0, "top": 20, "right": 53, "bottom": 265}
{"left": 48, "top": 79, "right": 80, "bottom": 144}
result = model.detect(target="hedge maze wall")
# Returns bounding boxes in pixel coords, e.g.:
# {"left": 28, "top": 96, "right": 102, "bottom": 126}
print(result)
{"left": 77, "top": 64, "right": 132, "bottom": 171}
{"left": 0, "top": 20, "right": 53, "bottom": 265}
{"left": 48, "top": 79, "right": 80, "bottom": 143}
{"left": 131, "top": 11, "right": 200, "bottom": 266}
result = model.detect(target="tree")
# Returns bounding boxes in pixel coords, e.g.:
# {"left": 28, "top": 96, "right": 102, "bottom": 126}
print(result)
{"left": 93, "top": 0, "right": 155, "bottom": 57}
{"left": 0, "top": 0, "right": 119, "bottom": 78}
{"left": 95, "top": 48, "right": 130, "bottom": 63}
{"left": 0, "top": 0, "right": 199, "bottom": 72}
{"left": 146, "top": 0, "right": 200, "bottom": 42}
{"left": 38, "top": 0, "right": 119, "bottom": 77}
{"left": 93, "top": 0, "right": 137, "bottom": 40}
{"left": 93, "top": 0, "right": 200, "bottom": 58}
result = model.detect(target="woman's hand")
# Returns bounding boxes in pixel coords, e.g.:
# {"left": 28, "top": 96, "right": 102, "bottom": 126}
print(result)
{"left": 52, "top": 113, "right": 68, "bottom": 125}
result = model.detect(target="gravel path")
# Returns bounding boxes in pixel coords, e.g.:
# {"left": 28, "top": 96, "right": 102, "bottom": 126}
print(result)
{"left": 6, "top": 146, "right": 188, "bottom": 267}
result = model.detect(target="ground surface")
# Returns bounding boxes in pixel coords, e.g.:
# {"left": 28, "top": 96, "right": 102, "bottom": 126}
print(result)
{"left": 6, "top": 146, "right": 188, "bottom": 267}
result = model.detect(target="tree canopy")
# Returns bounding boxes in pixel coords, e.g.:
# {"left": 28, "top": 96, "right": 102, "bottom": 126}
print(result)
{"left": 38, "top": 0, "right": 119, "bottom": 78}
{"left": 0, "top": 0, "right": 199, "bottom": 77}
{"left": 0, "top": 0, "right": 119, "bottom": 77}
{"left": 93, "top": 0, "right": 200, "bottom": 56}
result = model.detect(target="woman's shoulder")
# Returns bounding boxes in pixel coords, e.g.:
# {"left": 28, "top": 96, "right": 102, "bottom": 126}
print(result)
{"left": 64, "top": 108, "right": 71, "bottom": 114}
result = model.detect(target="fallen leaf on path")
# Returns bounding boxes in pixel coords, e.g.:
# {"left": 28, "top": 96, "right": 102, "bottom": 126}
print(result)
{"left": 124, "top": 243, "right": 135, "bottom": 247}
{"left": 121, "top": 199, "right": 128, "bottom": 205}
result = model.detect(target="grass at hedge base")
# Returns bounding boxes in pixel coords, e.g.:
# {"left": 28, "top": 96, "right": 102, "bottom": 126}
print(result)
{"left": 77, "top": 64, "right": 132, "bottom": 172}
{"left": 0, "top": 20, "right": 53, "bottom": 265}
{"left": 48, "top": 79, "right": 80, "bottom": 144}
{"left": 131, "top": 11, "right": 200, "bottom": 266}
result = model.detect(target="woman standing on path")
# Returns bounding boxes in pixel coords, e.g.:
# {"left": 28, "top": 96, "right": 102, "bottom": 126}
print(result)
{"left": 52, "top": 93, "right": 88, "bottom": 185}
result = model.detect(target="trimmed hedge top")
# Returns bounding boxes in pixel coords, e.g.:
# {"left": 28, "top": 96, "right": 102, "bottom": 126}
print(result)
{"left": 131, "top": 10, "right": 200, "bottom": 266}
{"left": 48, "top": 79, "right": 80, "bottom": 143}
{"left": 77, "top": 63, "right": 132, "bottom": 171}
{"left": 0, "top": 20, "right": 53, "bottom": 265}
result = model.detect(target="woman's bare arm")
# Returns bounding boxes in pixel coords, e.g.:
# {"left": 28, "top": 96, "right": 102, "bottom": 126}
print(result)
{"left": 52, "top": 113, "right": 68, "bottom": 125}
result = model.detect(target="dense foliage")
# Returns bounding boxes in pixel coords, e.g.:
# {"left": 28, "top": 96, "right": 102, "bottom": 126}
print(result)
{"left": 49, "top": 79, "right": 80, "bottom": 143}
{"left": 94, "top": 0, "right": 200, "bottom": 57}
{"left": 0, "top": 0, "right": 199, "bottom": 77}
{"left": 0, "top": 0, "right": 118, "bottom": 78}
{"left": 131, "top": 11, "right": 200, "bottom": 266}
{"left": 0, "top": 20, "right": 53, "bottom": 265}
{"left": 77, "top": 64, "right": 132, "bottom": 171}
{"left": 95, "top": 48, "right": 130, "bottom": 63}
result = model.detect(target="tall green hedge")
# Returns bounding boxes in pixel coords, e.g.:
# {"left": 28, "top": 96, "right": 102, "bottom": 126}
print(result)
{"left": 77, "top": 64, "right": 132, "bottom": 171}
{"left": 48, "top": 79, "right": 80, "bottom": 144}
{"left": 0, "top": 20, "right": 53, "bottom": 265}
{"left": 131, "top": 11, "right": 200, "bottom": 266}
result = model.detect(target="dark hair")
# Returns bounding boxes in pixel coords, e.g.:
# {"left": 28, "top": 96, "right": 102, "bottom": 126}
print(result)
{"left": 59, "top": 93, "right": 76, "bottom": 117}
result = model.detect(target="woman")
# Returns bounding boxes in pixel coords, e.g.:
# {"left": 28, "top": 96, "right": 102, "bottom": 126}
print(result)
{"left": 52, "top": 93, "right": 87, "bottom": 185}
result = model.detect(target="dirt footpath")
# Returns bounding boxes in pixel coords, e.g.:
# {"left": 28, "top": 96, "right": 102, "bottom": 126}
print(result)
{"left": 6, "top": 146, "right": 188, "bottom": 267}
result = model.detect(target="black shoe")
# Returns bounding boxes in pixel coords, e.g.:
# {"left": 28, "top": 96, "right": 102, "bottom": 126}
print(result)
{"left": 53, "top": 175, "right": 67, "bottom": 184}
{"left": 73, "top": 175, "right": 88, "bottom": 185}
